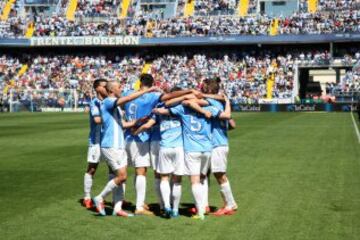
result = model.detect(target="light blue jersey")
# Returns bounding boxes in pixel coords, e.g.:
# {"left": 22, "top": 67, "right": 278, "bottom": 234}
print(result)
{"left": 207, "top": 99, "right": 228, "bottom": 147}
{"left": 155, "top": 110, "right": 183, "bottom": 148}
{"left": 170, "top": 105, "right": 220, "bottom": 152}
{"left": 100, "top": 97, "right": 125, "bottom": 149}
{"left": 123, "top": 90, "right": 161, "bottom": 142}
{"left": 88, "top": 97, "right": 101, "bottom": 146}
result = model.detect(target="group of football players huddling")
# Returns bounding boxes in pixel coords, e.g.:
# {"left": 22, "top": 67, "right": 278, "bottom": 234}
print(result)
{"left": 82, "top": 74, "right": 237, "bottom": 220}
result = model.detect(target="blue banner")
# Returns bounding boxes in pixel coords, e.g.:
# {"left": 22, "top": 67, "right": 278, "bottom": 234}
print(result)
{"left": 1, "top": 33, "right": 360, "bottom": 47}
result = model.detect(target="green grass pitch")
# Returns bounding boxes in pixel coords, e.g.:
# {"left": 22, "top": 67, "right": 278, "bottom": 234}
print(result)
{"left": 0, "top": 112, "right": 359, "bottom": 240}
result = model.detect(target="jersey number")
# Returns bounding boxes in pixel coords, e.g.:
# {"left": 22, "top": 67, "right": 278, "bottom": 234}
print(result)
{"left": 190, "top": 116, "right": 201, "bottom": 132}
{"left": 128, "top": 103, "right": 137, "bottom": 120}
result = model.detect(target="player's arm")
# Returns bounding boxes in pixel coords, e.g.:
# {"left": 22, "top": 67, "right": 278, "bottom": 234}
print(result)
{"left": 164, "top": 93, "right": 199, "bottom": 107}
{"left": 185, "top": 98, "right": 209, "bottom": 106}
{"left": 122, "top": 119, "right": 136, "bottom": 129}
{"left": 160, "top": 89, "right": 193, "bottom": 101}
{"left": 116, "top": 86, "right": 158, "bottom": 107}
{"left": 132, "top": 118, "right": 156, "bottom": 135}
{"left": 90, "top": 102, "right": 102, "bottom": 124}
{"left": 217, "top": 95, "right": 231, "bottom": 120}
{"left": 182, "top": 100, "right": 212, "bottom": 119}
{"left": 152, "top": 107, "right": 170, "bottom": 116}
{"left": 228, "top": 118, "right": 236, "bottom": 130}
{"left": 203, "top": 93, "right": 225, "bottom": 102}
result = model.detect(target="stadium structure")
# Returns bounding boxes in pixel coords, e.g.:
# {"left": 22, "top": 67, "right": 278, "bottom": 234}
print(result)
{"left": 1, "top": 2, "right": 360, "bottom": 240}
{"left": 0, "top": 0, "right": 359, "bottom": 113}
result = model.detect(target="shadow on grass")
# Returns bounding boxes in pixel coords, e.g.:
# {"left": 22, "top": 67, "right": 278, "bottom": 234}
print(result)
{"left": 78, "top": 199, "right": 218, "bottom": 218}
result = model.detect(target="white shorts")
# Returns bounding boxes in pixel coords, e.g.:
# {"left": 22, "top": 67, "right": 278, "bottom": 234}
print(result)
{"left": 158, "top": 147, "right": 185, "bottom": 176}
{"left": 87, "top": 144, "right": 101, "bottom": 164}
{"left": 101, "top": 148, "right": 127, "bottom": 171}
{"left": 211, "top": 146, "right": 229, "bottom": 173}
{"left": 184, "top": 152, "right": 211, "bottom": 176}
{"left": 126, "top": 141, "right": 150, "bottom": 168}
{"left": 150, "top": 141, "right": 160, "bottom": 171}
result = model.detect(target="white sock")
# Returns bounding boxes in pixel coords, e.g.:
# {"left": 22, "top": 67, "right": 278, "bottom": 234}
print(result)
{"left": 122, "top": 182, "right": 126, "bottom": 199}
{"left": 192, "top": 183, "right": 204, "bottom": 215}
{"left": 160, "top": 180, "right": 171, "bottom": 209}
{"left": 97, "top": 179, "right": 117, "bottom": 200}
{"left": 172, "top": 183, "right": 182, "bottom": 212}
{"left": 113, "top": 184, "right": 124, "bottom": 212}
{"left": 84, "top": 173, "right": 93, "bottom": 199}
{"left": 220, "top": 181, "right": 236, "bottom": 209}
{"left": 155, "top": 178, "right": 164, "bottom": 209}
{"left": 202, "top": 177, "right": 209, "bottom": 207}
{"left": 135, "top": 175, "right": 146, "bottom": 210}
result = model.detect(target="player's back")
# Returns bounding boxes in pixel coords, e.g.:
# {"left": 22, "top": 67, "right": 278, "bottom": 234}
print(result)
{"left": 170, "top": 105, "right": 212, "bottom": 153}
{"left": 123, "top": 90, "right": 161, "bottom": 142}
{"left": 100, "top": 97, "right": 125, "bottom": 149}
{"left": 207, "top": 99, "right": 228, "bottom": 147}
{"left": 159, "top": 114, "right": 183, "bottom": 148}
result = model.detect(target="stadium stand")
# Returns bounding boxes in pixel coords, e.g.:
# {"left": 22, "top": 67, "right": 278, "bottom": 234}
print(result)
{"left": 0, "top": 0, "right": 359, "bottom": 112}
{"left": 1, "top": 50, "right": 359, "bottom": 106}
{"left": 0, "top": 9, "right": 358, "bottom": 38}
{"left": 0, "top": 0, "right": 359, "bottom": 38}
{"left": 75, "top": 0, "right": 120, "bottom": 17}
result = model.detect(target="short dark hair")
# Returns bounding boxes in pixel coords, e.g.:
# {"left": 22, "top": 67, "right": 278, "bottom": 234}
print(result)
{"left": 93, "top": 78, "right": 107, "bottom": 90}
{"left": 140, "top": 74, "right": 154, "bottom": 87}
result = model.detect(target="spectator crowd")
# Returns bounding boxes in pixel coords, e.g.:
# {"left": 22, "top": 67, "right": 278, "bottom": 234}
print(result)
{"left": 1, "top": 50, "right": 359, "bottom": 111}
{"left": 0, "top": 1, "right": 359, "bottom": 38}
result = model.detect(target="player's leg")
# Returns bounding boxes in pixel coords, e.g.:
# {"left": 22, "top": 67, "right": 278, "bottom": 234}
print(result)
{"left": 83, "top": 144, "right": 101, "bottom": 208}
{"left": 213, "top": 173, "right": 236, "bottom": 214}
{"left": 112, "top": 166, "right": 133, "bottom": 217}
{"left": 134, "top": 167, "right": 151, "bottom": 214}
{"left": 185, "top": 152, "right": 205, "bottom": 220}
{"left": 171, "top": 147, "right": 185, "bottom": 217}
{"left": 150, "top": 141, "right": 163, "bottom": 210}
{"left": 160, "top": 174, "right": 172, "bottom": 217}
{"left": 93, "top": 148, "right": 130, "bottom": 216}
{"left": 212, "top": 146, "right": 237, "bottom": 215}
{"left": 83, "top": 163, "right": 98, "bottom": 208}
{"left": 200, "top": 152, "right": 211, "bottom": 214}
{"left": 171, "top": 175, "right": 182, "bottom": 217}
{"left": 190, "top": 174, "right": 205, "bottom": 220}
{"left": 158, "top": 147, "right": 176, "bottom": 217}
{"left": 200, "top": 174, "right": 210, "bottom": 213}
{"left": 133, "top": 141, "right": 153, "bottom": 215}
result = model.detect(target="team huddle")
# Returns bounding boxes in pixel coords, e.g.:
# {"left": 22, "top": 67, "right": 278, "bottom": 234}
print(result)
{"left": 82, "top": 74, "right": 237, "bottom": 220}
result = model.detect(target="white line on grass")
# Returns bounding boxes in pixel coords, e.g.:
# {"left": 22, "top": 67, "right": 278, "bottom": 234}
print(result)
{"left": 350, "top": 112, "right": 360, "bottom": 144}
